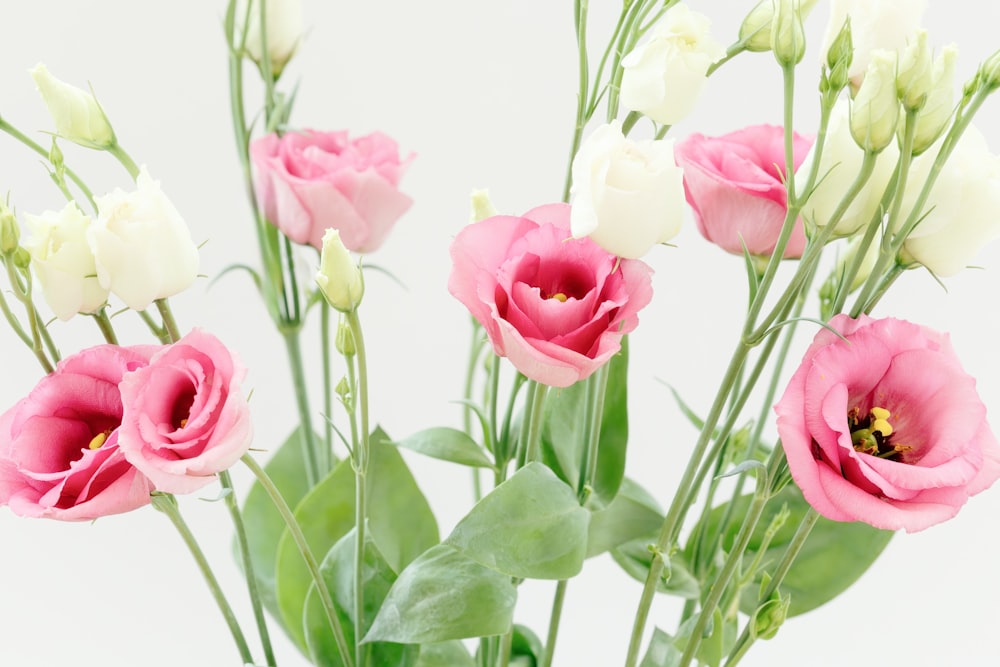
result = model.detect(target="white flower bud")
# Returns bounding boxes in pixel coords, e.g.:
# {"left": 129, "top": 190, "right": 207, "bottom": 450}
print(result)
{"left": 771, "top": 0, "right": 806, "bottom": 66}
{"left": 316, "top": 229, "right": 364, "bottom": 312}
{"left": 740, "top": 0, "right": 818, "bottom": 52}
{"left": 469, "top": 189, "right": 499, "bottom": 223}
{"left": 244, "top": 0, "right": 303, "bottom": 77}
{"left": 850, "top": 50, "right": 900, "bottom": 153}
{"left": 907, "top": 45, "right": 958, "bottom": 155}
{"left": 29, "top": 64, "right": 114, "bottom": 149}
{"left": 896, "top": 30, "right": 933, "bottom": 111}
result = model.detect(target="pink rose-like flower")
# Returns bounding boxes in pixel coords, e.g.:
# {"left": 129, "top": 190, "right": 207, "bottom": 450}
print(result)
{"left": 0, "top": 345, "right": 157, "bottom": 521}
{"left": 449, "top": 203, "right": 653, "bottom": 388}
{"left": 675, "top": 124, "right": 812, "bottom": 257}
{"left": 250, "top": 129, "right": 413, "bottom": 253}
{"left": 775, "top": 315, "right": 1000, "bottom": 532}
{"left": 118, "top": 329, "right": 252, "bottom": 494}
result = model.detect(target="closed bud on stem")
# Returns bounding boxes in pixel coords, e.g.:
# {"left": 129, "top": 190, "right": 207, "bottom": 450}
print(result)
{"left": 851, "top": 50, "right": 901, "bottom": 152}
{"left": 335, "top": 318, "right": 356, "bottom": 357}
{"left": 48, "top": 137, "right": 65, "bottom": 174}
{"left": 0, "top": 199, "right": 19, "bottom": 256}
{"left": 469, "top": 189, "right": 499, "bottom": 223}
{"left": 896, "top": 30, "right": 933, "bottom": 111}
{"left": 29, "top": 64, "right": 115, "bottom": 149}
{"left": 907, "top": 45, "right": 958, "bottom": 155}
{"left": 316, "top": 228, "right": 364, "bottom": 312}
{"left": 740, "top": 0, "right": 817, "bottom": 53}
{"left": 771, "top": 0, "right": 806, "bottom": 66}
{"left": 244, "top": 0, "right": 303, "bottom": 79}
{"left": 825, "top": 18, "right": 854, "bottom": 93}
{"left": 978, "top": 48, "right": 1000, "bottom": 92}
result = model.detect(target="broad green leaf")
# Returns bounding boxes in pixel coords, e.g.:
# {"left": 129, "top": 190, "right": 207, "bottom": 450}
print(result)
{"left": 415, "top": 641, "right": 476, "bottom": 667}
{"left": 238, "top": 427, "right": 318, "bottom": 625}
{"left": 671, "top": 608, "right": 736, "bottom": 667}
{"left": 697, "top": 485, "right": 894, "bottom": 617}
{"left": 303, "top": 528, "right": 417, "bottom": 667}
{"left": 511, "top": 624, "right": 544, "bottom": 667}
{"left": 392, "top": 427, "right": 494, "bottom": 469}
{"left": 445, "top": 462, "right": 589, "bottom": 580}
{"left": 610, "top": 540, "right": 700, "bottom": 599}
{"left": 640, "top": 627, "right": 682, "bottom": 667}
{"left": 365, "top": 544, "right": 517, "bottom": 643}
{"left": 587, "top": 478, "right": 664, "bottom": 558}
{"left": 541, "top": 339, "right": 629, "bottom": 505}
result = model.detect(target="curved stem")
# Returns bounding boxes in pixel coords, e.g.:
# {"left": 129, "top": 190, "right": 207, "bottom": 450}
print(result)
{"left": 561, "top": 0, "right": 590, "bottom": 202}
{"left": 107, "top": 142, "right": 141, "bottom": 181}
{"left": 155, "top": 298, "right": 182, "bottom": 343}
{"left": 91, "top": 307, "right": 119, "bottom": 344}
{"left": 541, "top": 579, "right": 569, "bottom": 667}
{"left": 282, "top": 327, "right": 321, "bottom": 487}
{"left": 0, "top": 118, "right": 96, "bottom": 211}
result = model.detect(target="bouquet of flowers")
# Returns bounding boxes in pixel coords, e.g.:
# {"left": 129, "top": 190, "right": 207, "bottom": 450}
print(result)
{"left": 2, "top": 1, "right": 1000, "bottom": 666}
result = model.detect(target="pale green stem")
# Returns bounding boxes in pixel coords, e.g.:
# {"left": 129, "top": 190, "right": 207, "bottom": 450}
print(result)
{"left": 3, "top": 258, "right": 54, "bottom": 373}
{"left": 155, "top": 298, "right": 182, "bottom": 343}
{"left": 282, "top": 327, "right": 321, "bottom": 488}
{"left": 0, "top": 286, "right": 33, "bottom": 349}
{"left": 561, "top": 0, "right": 590, "bottom": 202}
{"left": 107, "top": 142, "right": 140, "bottom": 181}
{"left": 137, "top": 308, "right": 172, "bottom": 344}
{"left": 321, "top": 302, "right": 334, "bottom": 456}
{"left": 521, "top": 380, "right": 549, "bottom": 466}
{"left": 0, "top": 118, "right": 96, "bottom": 211}
{"left": 90, "top": 307, "right": 119, "bottom": 344}
{"left": 541, "top": 579, "right": 569, "bottom": 667}
{"left": 497, "top": 628, "right": 514, "bottom": 667}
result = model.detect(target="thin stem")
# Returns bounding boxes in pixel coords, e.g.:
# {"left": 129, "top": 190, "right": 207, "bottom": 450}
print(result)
{"left": 107, "top": 142, "right": 141, "bottom": 181}
{"left": 220, "top": 470, "right": 276, "bottom": 666}
{"left": 497, "top": 630, "right": 514, "bottom": 667}
{"left": 137, "top": 308, "right": 172, "bottom": 344}
{"left": 578, "top": 364, "right": 610, "bottom": 502}
{"left": 0, "top": 118, "right": 96, "bottom": 211}
{"left": 541, "top": 579, "right": 569, "bottom": 667}
{"left": 522, "top": 380, "right": 549, "bottom": 466}
{"left": 561, "top": 0, "right": 590, "bottom": 202}
{"left": 91, "top": 307, "right": 119, "bottom": 344}
{"left": 242, "top": 454, "right": 354, "bottom": 667}
{"left": 321, "top": 302, "right": 334, "bottom": 456}
{"left": 282, "top": 327, "right": 321, "bottom": 487}
{"left": 3, "top": 259, "right": 54, "bottom": 373}
{"left": 0, "top": 286, "right": 34, "bottom": 349}
{"left": 155, "top": 298, "right": 182, "bottom": 343}
{"left": 150, "top": 493, "right": 254, "bottom": 665}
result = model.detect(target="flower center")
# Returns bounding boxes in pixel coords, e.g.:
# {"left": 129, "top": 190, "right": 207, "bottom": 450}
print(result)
{"left": 848, "top": 406, "right": 911, "bottom": 462}
{"left": 547, "top": 292, "right": 568, "bottom": 302}
{"left": 88, "top": 428, "right": 112, "bottom": 450}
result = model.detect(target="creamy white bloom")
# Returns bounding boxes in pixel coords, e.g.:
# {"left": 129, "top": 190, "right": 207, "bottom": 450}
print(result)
{"left": 619, "top": 3, "right": 725, "bottom": 125}
{"left": 798, "top": 102, "right": 898, "bottom": 236}
{"left": 23, "top": 203, "right": 109, "bottom": 320}
{"left": 316, "top": 228, "right": 363, "bottom": 312}
{"left": 570, "top": 121, "right": 685, "bottom": 259}
{"left": 29, "top": 64, "right": 114, "bottom": 148}
{"left": 907, "top": 45, "right": 958, "bottom": 154}
{"left": 90, "top": 168, "right": 200, "bottom": 310}
{"left": 851, "top": 50, "right": 900, "bottom": 152}
{"left": 821, "top": 0, "right": 927, "bottom": 86}
{"left": 898, "top": 127, "right": 1000, "bottom": 277}
{"left": 896, "top": 30, "right": 933, "bottom": 110}
{"left": 244, "top": 0, "right": 303, "bottom": 76}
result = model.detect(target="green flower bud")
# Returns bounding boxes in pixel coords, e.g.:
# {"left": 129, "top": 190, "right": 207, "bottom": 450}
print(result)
{"left": 0, "top": 200, "right": 19, "bottom": 256}
{"left": 740, "top": 0, "right": 817, "bottom": 53}
{"left": 825, "top": 18, "right": 854, "bottom": 94}
{"left": 316, "top": 228, "right": 363, "bottom": 312}
{"left": 896, "top": 30, "right": 933, "bottom": 111}
{"left": 908, "top": 45, "right": 958, "bottom": 155}
{"left": 335, "top": 318, "right": 356, "bottom": 357}
{"left": 770, "top": 0, "right": 806, "bottom": 66}
{"left": 851, "top": 50, "right": 901, "bottom": 153}
{"left": 29, "top": 63, "right": 115, "bottom": 149}
{"left": 978, "top": 47, "right": 1000, "bottom": 92}
{"left": 751, "top": 595, "right": 791, "bottom": 640}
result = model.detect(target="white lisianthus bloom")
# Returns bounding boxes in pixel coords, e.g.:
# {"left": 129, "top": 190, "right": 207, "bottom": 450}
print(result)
{"left": 850, "top": 50, "right": 901, "bottom": 153}
{"left": 90, "top": 168, "right": 200, "bottom": 310}
{"left": 906, "top": 45, "right": 959, "bottom": 155}
{"left": 619, "top": 3, "right": 725, "bottom": 126}
{"left": 29, "top": 64, "right": 114, "bottom": 149}
{"left": 316, "top": 228, "right": 364, "bottom": 312}
{"left": 569, "top": 121, "right": 685, "bottom": 259}
{"left": 244, "top": 0, "right": 303, "bottom": 76}
{"left": 23, "top": 203, "right": 109, "bottom": 320}
{"left": 898, "top": 127, "right": 1000, "bottom": 277}
{"left": 821, "top": 0, "right": 927, "bottom": 87}
{"left": 798, "top": 101, "right": 898, "bottom": 236}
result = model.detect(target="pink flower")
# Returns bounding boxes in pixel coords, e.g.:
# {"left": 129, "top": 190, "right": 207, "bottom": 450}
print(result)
{"left": 674, "top": 124, "right": 812, "bottom": 257}
{"left": 448, "top": 203, "right": 653, "bottom": 388}
{"left": 0, "top": 345, "right": 157, "bottom": 521}
{"left": 250, "top": 129, "right": 413, "bottom": 253}
{"left": 118, "top": 329, "right": 252, "bottom": 494}
{"left": 775, "top": 315, "right": 1000, "bottom": 532}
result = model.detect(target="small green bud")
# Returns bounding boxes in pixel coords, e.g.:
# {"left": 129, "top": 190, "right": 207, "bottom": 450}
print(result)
{"left": 907, "top": 45, "right": 958, "bottom": 155}
{"left": 335, "top": 376, "right": 351, "bottom": 401}
{"left": 335, "top": 319, "right": 355, "bottom": 357}
{"left": 0, "top": 200, "right": 19, "bottom": 256}
{"left": 316, "top": 228, "right": 363, "bottom": 312}
{"left": 979, "top": 48, "right": 1000, "bottom": 92}
{"left": 751, "top": 594, "right": 791, "bottom": 640}
{"left": 825, "top": 18, "right": 853, "bottom": 93}
{"left": 771, "top": 0, "right": 806, "bottom": 66}
{"left": 48, "top": 137, "right": 65, "bottom": 173}
{"left": 740, "top": 0, "right": 817, "bottom": 54}
{"left": 13, "top": 247, "right": 31, "bottom": 270}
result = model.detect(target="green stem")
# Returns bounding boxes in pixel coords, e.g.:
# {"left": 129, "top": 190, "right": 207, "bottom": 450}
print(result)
{"left": 242, "top": 454, "right": 354, "bottom": 667}
{"left": 150, "top": 493, "right": 254, "bottom": 665}
{"left": 155, "top": 298, "right": 182, "bottom": 343}
{"left": 321, "top": 303, "right": 334, "bottom": 456}
{"left": 282, "top": 327, "right": 321, "bottom": 487}
{"left": 541, "top": 579, "right": 569, "bottom": 667}
{"left": 521, "top": 380, "right": 549, "bottom": 466}
{"left": 137, "top": 308, "right": 172, "bottom": 344}
{"left": 107, "top": 142, "right": 141, "bottom": 181}
{"left": 0, "top": 285, "right": 34, "bottom": 349}
{"left": 0, "top": 118, "right": 96, "bottom": 211}
{"left": 561, "top": 0, "right": 590, "bottom": 202}
{"left": 577, "top": 364, "right": 610, "bottom": 503}
{"left": 464, "top": 319, "right": 487, "bottom": 500}
{"left": 220, "top": 470, "right": 276, "bottom": 666}
{"left": 3, "top": 259, "right": 54, "bottom": 373}
{"left": 91, "top": 307, "right": 119, "bottom": 344}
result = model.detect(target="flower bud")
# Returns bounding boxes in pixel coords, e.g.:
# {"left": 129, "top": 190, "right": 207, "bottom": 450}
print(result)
{"left": 335, "top": 318, "right": 356, "bottom": 357}
{"left": 740, "top": 0, "right": 817, "bottom": 53}
{"left": 29, "top": 64, "right": 115, "bottom": 149}
{"left": 905, "top": 45, "right": 958, "bottom": 155}
{"left": 771, "top": 0, "right": 806, "bottom": 66}
{"left": 824, "top": 18, "right": 854, "bottom": 93}
{"left": 850, "top": 50, "right": 900, "bottom": 153}
{"left": 0, "top": 199, "right": 19, "bottom": 256}
{"left": 979, "top": 48, "right": 1000, "bottom": 92}
{"left": 751, "top": 594, "right": 791, "bottom": 640}
{"left": 896, "top": 30, "right": 933, "bottom": 111}
{"left": 469, "top": 189, "right": 499, "bottom": 223}
{"left": 244, "top": 0, "right": 303, "bottom": 78}
{"left": 316, "top": 228, "right": 364, "bottom": 312}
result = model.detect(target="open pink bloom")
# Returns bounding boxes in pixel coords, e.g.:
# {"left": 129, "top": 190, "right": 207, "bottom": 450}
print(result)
{"left": 0, "top": 345, "right": 156, "bottom": 521}
{"left": 118, "top": 329, "right": 252, "bottom": 494}
{"left": 775, "top": 315, "right": 1000, "bottom": 532}
{"left": 250, "top": 129, "right": 413, "bottom": 253}
{"left": 675, "top": 124, "right": 812, "bottom": 257}
{"left": 449, "top": 203, "right": 653, "bottom": 388}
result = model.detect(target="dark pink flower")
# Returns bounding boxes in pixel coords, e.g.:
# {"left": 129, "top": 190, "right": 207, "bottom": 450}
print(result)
{"left": 250, "top": 129, "right": 413, "bottom": 253}
{"left": 775, "top": 315, "right": 1000, "bottom": 532}
{"left": 118, "top": 329, "right": 252, "bottom": 494}
{"left": 448, "top": 203, "right": 653, "bottom": 388}
{"left": 0, "top": 345, "right": 156, "bottom": 521}
{"left": 674, "top": 124, "right": 812, "bottom": 257}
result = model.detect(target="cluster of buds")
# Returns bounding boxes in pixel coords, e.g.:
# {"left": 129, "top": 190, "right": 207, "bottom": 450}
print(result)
{"left": 739, "top": 0, "right": 814, "bottom": 65}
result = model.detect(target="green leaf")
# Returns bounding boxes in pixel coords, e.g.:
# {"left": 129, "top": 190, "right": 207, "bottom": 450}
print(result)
{"left": 445, "top": 462, "right": 589, "bottom": 580}
{"left": 511, "top": 624, "right": 544, "bottom": 667}
{"left": 610, "top": 541, "right": 700, "bottom": 599}
{"left": 541, "top": 338, "right": 629, "bottom": 505}
{"left": 415, "top": 641, "right": 476, "bottom": 667}
{"left": 587, "top": 478, "right": 664, "bottom": 558}
{"left": 365, "top": 543, "right": 517, "bottom": 643}
{"left": 640, "top": 627, "right": 681, "bottom": 667}
{"left": 391, "top": 426, "right": 494, "bottom": 469}
{"left": 671, "top": 608, "right": 736, "bottom": 667}
{"left": 238, "top": 427, "right": 318, "bottom": 627}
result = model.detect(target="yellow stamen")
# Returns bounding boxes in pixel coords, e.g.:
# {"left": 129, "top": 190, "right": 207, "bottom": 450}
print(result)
{"left": 88, "top": 432, "right": 107, "bottom": 450}
{"left": 549, "top": 292, "right": 568, "bottom": 302}
{"left": 871, "top": 418, "right": 893, "bottom": 437}
{"left": 179, "top": 418, "right": 188, "bottom": 429}
{"left": 870, "top": 407, "right": 891, "bottom": 421}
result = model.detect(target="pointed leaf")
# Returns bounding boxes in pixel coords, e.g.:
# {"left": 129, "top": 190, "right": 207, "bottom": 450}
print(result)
{"left": 610, "top": 541, "right": 700, "bottom": 599}
{"left": 445, "top": 462, "right": 589, "bottom": 579}
{"left": 391, "top": 427, "right": 494, "bottom": 469}
{"left": 587, "top": 478, "right": 664, "bottom": 557}
{"left": 640, "top": 627, "right": 682, "bottom": 667}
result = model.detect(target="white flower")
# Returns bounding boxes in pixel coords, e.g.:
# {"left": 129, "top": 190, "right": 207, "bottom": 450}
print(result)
{"left": 619, "top": 3, "right": 725, "bottom": 126}
{"left": 898, "top": 127, "right": 1000, "bottom": 277}
{"left": 29, "top": 64, "right": 114, "bottom": 148}
{"left": 798, "top": 101, "right": 898, "bottom": 236}
{"left": 569, "top": 121, "right": 685, "bottom": 259}
{"left": 90, "top": 168, "right": 200, "bottom": 310}
{"left": 23, "top": 203, "right": 109, "bottom": 320}
{"left": 850, "top": 50, "right": 900, "bottom": 153}
{"left": 905, "top": 45, "right": 958, "bottom": 155}
{"left": 316, "top": 228, "right": 364, "bottom": 312}
{"left": 820, "top": 0, "right": 927, "bottom": 87}
{"left": 244, "top": 0, "right": 303, "bottom": 76}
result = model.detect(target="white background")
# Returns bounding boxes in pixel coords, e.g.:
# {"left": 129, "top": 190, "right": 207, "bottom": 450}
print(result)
{"left": 2, "top": 1, "right": 999, "bottom": 666}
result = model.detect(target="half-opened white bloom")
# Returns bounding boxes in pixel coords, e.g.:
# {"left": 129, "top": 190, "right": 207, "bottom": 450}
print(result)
{"left": 23, "top": 203, "right": 109, "bottom": 320}
{"left": 821, "top": 0, "right": 927, "bottom": 86}
{"left": 29, "top": 64, "right": 114, "bottom": 148}
{"left": 570, "top": 121, "right": 685, "bottom": 259}
{"left": 850, "top": 50, "right": 900, "bottom": 152}
{"left": 316, "top": 228, "right": 363, "bottom": 312}
{"left": 619, "top": 3, "right": 725, "bottom": 125}
{"left": 906, "top": 45, "right": 958, "bottom": 154}
{"left": 244, "top": 0, "right": 303, "bottom": 76}
{"left": 90, "top": 168, "right": 200, "bottom": 310}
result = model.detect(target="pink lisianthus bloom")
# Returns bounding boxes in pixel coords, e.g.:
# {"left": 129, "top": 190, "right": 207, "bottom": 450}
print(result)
{"left": 0, "top": 345, "right": 157, "bottom": 521}
{"left": 775, "top": 315, "right": 1000, "bottom": 532}
{"left": 118, "top": 329, "right": 252, "bottom": 494}
{"left": 250, "top": 129, "right": 413, "bottom": 253}
{"left": 448, "top": 203, "right": 654, "bottom": 388}
{"left": 674, "top": 124, "right": 812, "bottom": 257}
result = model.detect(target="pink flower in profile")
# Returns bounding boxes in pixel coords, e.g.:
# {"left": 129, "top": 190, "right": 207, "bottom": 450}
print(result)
{"left": 0, "top": 345, "right": 156, "bottom": 521}
{"left": 449, "top": 203, "right": 653, "bottom": 388}
{"left": 118, "top": 329, "right": 252, "bottom": 494}
{"left": 775, "top": 315, "right": 1000, "bottom": 532}
{"left": 250, "top": 129, "right": 413, "bottom": 253}
{"left": 675, "top": 124, "right": 812, "bottom": 257}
